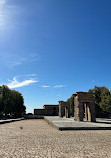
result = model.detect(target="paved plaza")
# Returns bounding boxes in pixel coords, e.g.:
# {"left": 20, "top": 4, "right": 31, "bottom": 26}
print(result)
{"left": 0, "top": 119, "right": 111, "bottom": 158}
{"left": 44, "top": 116, "right": 111, "bottom": 130}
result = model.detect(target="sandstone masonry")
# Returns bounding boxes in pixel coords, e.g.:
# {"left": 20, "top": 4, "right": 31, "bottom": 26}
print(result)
{"left": 74, "top": 92, "right": 96, "bottom": 122}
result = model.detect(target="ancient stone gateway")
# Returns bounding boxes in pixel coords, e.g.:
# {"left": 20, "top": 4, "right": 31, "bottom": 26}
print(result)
{"left": 74, "top": 92, "right": 96, "bottom": 122}
{"left": 59, "top": 101, "right": 70, "bottom": 118}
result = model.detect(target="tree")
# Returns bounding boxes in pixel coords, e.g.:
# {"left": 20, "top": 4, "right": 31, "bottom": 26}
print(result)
{"left": 0, "top": 85, "right": 26, "bottom": 118}
{"left": 89, "top": 86, "right": 111, "bottom": 117}
{"left": 0, "top": 86, "right": 3, "bottom": 117}
{"left": 67, "top": 94, "right": 74, "bottom": 116}
{"left": 10, "top": 90, "right": 26, "bottom": 118}
{"left": 100, "top": 94, "right": 111, "bottom": 113}
{"left": 1, "top": 85, "right": 11, "bottom": 116}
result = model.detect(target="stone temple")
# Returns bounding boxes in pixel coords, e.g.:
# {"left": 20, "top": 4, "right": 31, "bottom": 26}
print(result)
{"left": 74, "top": 92, "right": 96, "bottom": 122}
{"left": 34, "top": 92, "right": 96, "bottom": 122}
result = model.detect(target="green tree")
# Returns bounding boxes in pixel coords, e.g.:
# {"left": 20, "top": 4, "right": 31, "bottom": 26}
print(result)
{"left": 0, "top": 86, "right": 3, "bottom": 117}
{"left": 89, "top": 86, "right": 111, "bottom": 117}
{"left": 1, "top": 85, "right": 11, "bottom": 116}
{"left": 67, "top": 94, "right": 74, "bottom": 116}
{"left": 100, "top": 94, "right": 111, "bottom": 113}
{"left": 0, "top": 85, "right": 26, "bottom": 118}
{"left": 9, "top": 90, "right": 26, "bottom": 118}
{"left": 11, "top": 90, "right": 26, "bottom": 118}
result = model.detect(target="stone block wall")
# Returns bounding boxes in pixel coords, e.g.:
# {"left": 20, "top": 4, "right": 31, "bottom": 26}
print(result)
{"left": 59, "top": 101, "right": 70, "bottom": 118}
{"left": 43, "top": 105, "right": 59, "bottom": 116}
{"left": 34, "top": 105, "right": 59, "bottom": 116}
{"left": 34, "top": 109, "right": 45, "bottom": 115}
{"left": 74, "top": 92, "right": 96, "bottom": 122}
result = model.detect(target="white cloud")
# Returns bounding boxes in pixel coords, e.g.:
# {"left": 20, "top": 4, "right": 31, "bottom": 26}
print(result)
{"left": 0, "top": 0, "right": 25, "bottom": 31}
{"left": 0, "top": 0, "right": 6, "bottom": 5}
{"left": 0, "top": 0, "right": 16, "bottom": 28}
{"left": 14, "top": 74, "right": 37, "bottom": 79}
{"left": 0, "top": 53, "right": 26, "bottom": 68}
{"left": 41, "top": 84, "right": 65, "bottom": 88}
{"left": 0, "top": 53, "right": 40, "bottom": 68}
{"left": 54, "top": 85, "right": 65, "bottom": 88}
{"left": 7, "top": 77, "right": 38, "bottom": 88}
{"left": 41, "top": 85, "right": 50, "bottom": 88}
{"left": 25, "top": 74, "right": 37, "bottom": 77}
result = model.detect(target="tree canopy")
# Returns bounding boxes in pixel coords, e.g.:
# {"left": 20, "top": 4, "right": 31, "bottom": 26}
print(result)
{"left": 0, "top": 85, "right": 26, "bottom": 118}
{"left": 67, "top": 94, "right": 74, "bottom": 116}
{"left": 89, "top": 86, "right": 111, "bottom": 117}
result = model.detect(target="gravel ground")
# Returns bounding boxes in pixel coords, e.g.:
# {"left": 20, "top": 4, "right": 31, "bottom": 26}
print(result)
{"left": 0, "top": 119, "right": 111, "bottom": 158}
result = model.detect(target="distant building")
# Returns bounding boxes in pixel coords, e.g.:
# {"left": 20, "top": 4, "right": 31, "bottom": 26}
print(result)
{"left": 34, "top": 104, "right": 59, "bottom": 116}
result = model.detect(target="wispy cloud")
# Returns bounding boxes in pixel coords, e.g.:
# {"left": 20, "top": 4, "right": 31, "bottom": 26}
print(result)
{"left": 54, "top": 85, "right": 65, "bottom": 88}
{"left": 41, "top": 85, "right": 50, "bottom": 88}
{"left": 24, "top": 74, "right": 37, "bottom": 77}
{"left": 41, "top": 84, "right": 65, "bottom": 88}
{"left": 0, "top": 0, "right": 18, "bottom": 29}
{"left": 7, "top": 76, "right": 38, "bottom": 88}
{"left": 57, "top": 94, "right": 61, "bottom": 97}
{"left": 2, "top": 55, "right": 26, "bottom": 68}
{"left": 0, "top": 0, "right": 6, "bottom": 26}
{"left": 0, "top": 53, "right": 40, "bottom": 68}
{"left": 0, "top": 0, "right": 6, "bottom": 5}
{"left": 0, "top": 54, "right": 25, "bottom": 68}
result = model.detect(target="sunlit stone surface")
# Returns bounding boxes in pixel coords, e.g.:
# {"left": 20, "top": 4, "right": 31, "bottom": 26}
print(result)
{"left": 0, "top": 119, "right": 111, "bottom": 157}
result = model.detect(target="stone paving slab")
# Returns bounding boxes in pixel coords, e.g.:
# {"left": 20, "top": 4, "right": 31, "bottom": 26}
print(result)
{"left": 44, "top": 116, "right": 111, "bottom": 130}
{"left": 1, "top": 119, "right": 111, "bottom": 157}
{"left": 0, "top": 118, "right": 25, "bottom": 124}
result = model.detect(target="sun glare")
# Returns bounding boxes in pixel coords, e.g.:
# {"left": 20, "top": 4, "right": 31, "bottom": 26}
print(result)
{"left": 0, "top": 0, "right": 5, "bottom": 5}
{"left": 0, "top": 0, "right": 6, "bottom": 27}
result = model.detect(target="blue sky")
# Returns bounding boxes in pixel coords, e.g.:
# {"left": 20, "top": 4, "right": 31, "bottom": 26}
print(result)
{"left": 0, "top": 0, "right": 111, "bottom": 113}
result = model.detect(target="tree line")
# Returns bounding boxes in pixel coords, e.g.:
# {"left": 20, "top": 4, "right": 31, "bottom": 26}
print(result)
{"left": 67, "top": 86, "right": 111, "bottom": 118}
{"left": 0, "top": 85, "right": 26, "bottom": 118}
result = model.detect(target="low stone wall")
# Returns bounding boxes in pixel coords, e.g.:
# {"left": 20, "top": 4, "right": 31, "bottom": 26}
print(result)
{"left": 0, "top": 118, "right": 25, "bottom": 124}
{"left": 34, "top": 109, "right": 45, "bottom": 115}
{"left": 24, "top": 115, "right": 44, "bottom": 119}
